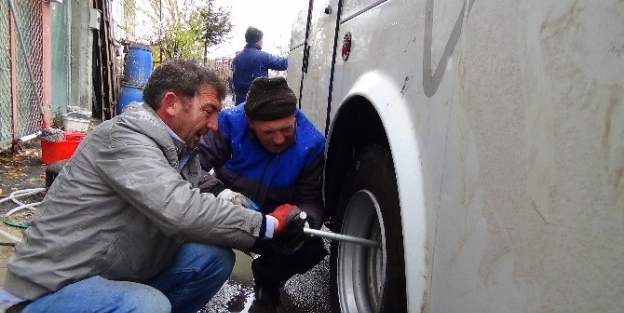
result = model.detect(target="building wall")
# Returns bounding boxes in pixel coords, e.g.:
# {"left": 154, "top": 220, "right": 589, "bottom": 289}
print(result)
{"left": 111, "top": 0, "right": 135, "bottom": 70}
{"left": 50, "top": 2, "right": 68, "bottom": 118}
{"left": 212, "top": 56, "right": 233, "bottom": 83}
{"left": 49, "top": 0, "right": 93, "bottom": 116}
{"left": 69, "top": 0, "right": 92, "bottom": 111}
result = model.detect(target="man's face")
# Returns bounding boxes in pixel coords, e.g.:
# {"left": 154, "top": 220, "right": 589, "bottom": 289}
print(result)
{"left": 248, "top": 114, "right": 296, "bottom": 154}
{"left": 171, "top": 84, "right": 222, "bottom": 148}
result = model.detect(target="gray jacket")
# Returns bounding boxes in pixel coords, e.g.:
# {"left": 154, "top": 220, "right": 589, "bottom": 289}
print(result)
{"left": 4, "top": 103, "right": 264, "bottom": 300}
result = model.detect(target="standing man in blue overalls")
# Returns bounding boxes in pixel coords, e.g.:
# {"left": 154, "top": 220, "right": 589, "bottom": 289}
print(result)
{"left": 232, "top": 26, "right": 289, "bottom": 105}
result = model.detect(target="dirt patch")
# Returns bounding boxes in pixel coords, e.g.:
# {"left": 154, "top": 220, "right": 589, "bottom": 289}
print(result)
{"left": 0, "top": 141, "right": 47, "bottom": 285}
{"left": 0, "top": 142, "right": 46, "bottom": 194}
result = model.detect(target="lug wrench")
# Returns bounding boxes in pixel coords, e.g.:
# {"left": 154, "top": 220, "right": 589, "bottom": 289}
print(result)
{"left": 298, "top": 212, "right": 381, "bottom": 248}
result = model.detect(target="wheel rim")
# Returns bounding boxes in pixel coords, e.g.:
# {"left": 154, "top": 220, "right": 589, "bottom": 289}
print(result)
{"left": 337, "top": 190, "right": 386, "bottom": 313}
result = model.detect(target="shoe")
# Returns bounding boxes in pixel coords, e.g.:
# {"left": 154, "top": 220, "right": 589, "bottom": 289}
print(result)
{"left": 248, "top": 299, "right": 280, "bottom": 313}
{"left": 254, "top": 286, "right": 280, "bottom": 306}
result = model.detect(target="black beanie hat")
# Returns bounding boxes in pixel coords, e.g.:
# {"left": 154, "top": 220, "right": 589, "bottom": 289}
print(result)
{"left": 245, "top": 26, "right": 264, "bottom": 44}
{"left": 244, "top": 77, "right": 297, "bottom": 121}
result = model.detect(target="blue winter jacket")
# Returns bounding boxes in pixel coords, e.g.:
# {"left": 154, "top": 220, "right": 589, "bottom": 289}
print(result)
{"left": 232, "top": 44, "right": 288, "bottom": 105}
{"left": 198, "top": 104, "right": 326, "bottom": 228}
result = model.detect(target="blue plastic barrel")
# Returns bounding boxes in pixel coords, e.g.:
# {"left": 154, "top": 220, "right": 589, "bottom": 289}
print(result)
{"left": 123, "top": 44, "right": 153, "bottom": 87}
{"left": 117, "top": 82, "right": 144, "bottom": 115}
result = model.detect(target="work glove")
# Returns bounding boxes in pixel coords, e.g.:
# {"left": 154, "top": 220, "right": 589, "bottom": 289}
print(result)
{"left": 268, "top": 204, "right": 307, "bottom": 254}
{"left": 217, "top": 189, "right": 260, "bottom": 211}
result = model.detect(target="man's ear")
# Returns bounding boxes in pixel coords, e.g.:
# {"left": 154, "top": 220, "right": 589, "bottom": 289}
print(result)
{"left": 245, "top": 115, "right": 255, "bottom": 129}
{"left": 162, "top": 92, "right": 177, "bottom": 117}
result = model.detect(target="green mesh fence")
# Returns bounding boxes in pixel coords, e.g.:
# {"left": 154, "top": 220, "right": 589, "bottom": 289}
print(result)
{"left": 0, "top": 0, "right": 44, "bottom": 151}
{"left": 14, "top": 0, "right": 44, "bottom": 137}
{"left": 0, "top": 0, "right": 11, "bottom": 150}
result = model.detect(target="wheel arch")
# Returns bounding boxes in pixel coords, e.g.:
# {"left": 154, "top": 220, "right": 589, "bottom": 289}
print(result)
{"left": 324, "top": 70, "right": 428, "bottom": 312}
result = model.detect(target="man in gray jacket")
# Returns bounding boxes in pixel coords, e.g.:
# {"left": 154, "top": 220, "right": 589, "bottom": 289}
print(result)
{"left": 0, "top": 59, "right": 305, "bottom": 313}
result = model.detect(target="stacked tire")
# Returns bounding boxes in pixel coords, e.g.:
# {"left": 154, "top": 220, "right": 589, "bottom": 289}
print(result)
{"left": 45, "top": 160, "right": 69, "bottom": 188}
{"left": 117, "top": 44, "right": 153, "bottom": 115}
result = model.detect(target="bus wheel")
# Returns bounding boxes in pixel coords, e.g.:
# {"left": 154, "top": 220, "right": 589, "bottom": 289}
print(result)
{"left": 330, "top": 145, "right": 407, "bottom": 313}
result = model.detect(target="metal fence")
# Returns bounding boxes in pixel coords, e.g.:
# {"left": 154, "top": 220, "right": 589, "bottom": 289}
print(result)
{"left": 0, "top": 0, "right": 44, "bottom": 151}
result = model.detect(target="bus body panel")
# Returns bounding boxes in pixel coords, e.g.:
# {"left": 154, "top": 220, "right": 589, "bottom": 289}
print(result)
{"left": 288, "top": 0, "right": 624, "bottom": 312}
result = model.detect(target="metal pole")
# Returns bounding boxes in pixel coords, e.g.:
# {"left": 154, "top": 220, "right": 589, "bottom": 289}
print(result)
{"left": 304, "top": 227, "right": 381, "bottom": 248}
{"left": 159, "top": 0, "right": 163, "bottom": 63}
{"left": 290, "top": 211, "right": 380, "bottom": 248}
{"left": 298, "top": 210, "right": 381, "bottom": 248}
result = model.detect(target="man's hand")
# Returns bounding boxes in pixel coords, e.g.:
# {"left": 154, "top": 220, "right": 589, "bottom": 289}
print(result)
{"left": 269, "top": 204, "right": 307, "bottom": 254}
{"left": 217, "top": 189, "right": 260, "bottom": 211}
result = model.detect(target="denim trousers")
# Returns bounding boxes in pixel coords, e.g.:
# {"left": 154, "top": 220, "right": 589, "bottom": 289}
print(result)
{"left": 22, "top": 243, "right": 235, "bottom": 313}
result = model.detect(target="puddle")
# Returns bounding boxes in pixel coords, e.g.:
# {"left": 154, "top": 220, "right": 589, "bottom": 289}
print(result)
{"left": 230, "top": 250, "right": 254, "bottom": 282}
{"left": 203, "top": 244, "right": 332, "bottom": 313}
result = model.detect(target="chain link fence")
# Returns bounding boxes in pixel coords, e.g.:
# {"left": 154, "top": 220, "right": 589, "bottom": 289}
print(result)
{"left": 0, "top": 0, "right": 11, "bottom": 150}
{"left": 0, "top": 0, "right": 44, "bottom": 151}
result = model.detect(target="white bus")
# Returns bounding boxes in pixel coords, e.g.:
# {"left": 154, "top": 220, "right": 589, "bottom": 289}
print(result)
{"left": 286, "top": 1, "right": 624, "bottom": 312}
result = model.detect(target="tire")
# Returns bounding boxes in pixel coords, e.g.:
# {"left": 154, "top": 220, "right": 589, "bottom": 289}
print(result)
{"left": 45, "top": 160, "right": 68, "bottom": 188}
{"left": 330, "top": 145, "right": 407, "bottom": 313}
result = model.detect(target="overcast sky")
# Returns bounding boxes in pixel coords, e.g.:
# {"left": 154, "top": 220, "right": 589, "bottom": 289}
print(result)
{"left": 208, "top": 0, "right": 306, "bottom": 57}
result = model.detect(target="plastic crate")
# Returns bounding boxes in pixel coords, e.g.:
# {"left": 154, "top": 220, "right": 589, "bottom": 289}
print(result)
{"left": 41, "top": 131, "right": 86, "bottom": 165}
{"left": 62, "top": 115, "right": 90, "bottom": 132}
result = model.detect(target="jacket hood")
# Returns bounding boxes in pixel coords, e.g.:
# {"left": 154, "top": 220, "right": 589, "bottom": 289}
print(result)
{"left": 116, "top": 102, "right": 187, "bottom": 162}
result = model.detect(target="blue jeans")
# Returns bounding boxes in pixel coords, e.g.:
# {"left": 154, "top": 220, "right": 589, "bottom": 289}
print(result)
{"left": 22, "top": 243, "right": 235, "bottom": 313}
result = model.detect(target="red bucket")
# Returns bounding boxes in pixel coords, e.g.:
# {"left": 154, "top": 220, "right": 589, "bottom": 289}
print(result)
{"left": 41, "top": 131, "right": 86, "bottom": 164}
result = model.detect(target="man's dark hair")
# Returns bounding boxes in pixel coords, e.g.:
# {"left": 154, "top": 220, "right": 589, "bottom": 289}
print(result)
{"left": 142, "top": 59, "right": 227, "bottom": 110}
{"left": 245, "top": 26, "right": 263, "bottom": 44}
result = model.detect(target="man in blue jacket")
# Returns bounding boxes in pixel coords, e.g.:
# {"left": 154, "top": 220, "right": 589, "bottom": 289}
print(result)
{"left": 198, "top": 77, "right": 328, "bottom": 307}
{"left": 232, "top": 26, "right": 288, "bottom": 105}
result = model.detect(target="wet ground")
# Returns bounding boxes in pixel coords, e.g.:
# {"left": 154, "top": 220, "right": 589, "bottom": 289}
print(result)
{"left": 203, "top": 249, "right": 331, "bottom": 313}
{"left": 0, "top": 140, "right": 331, "bottom": 313}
